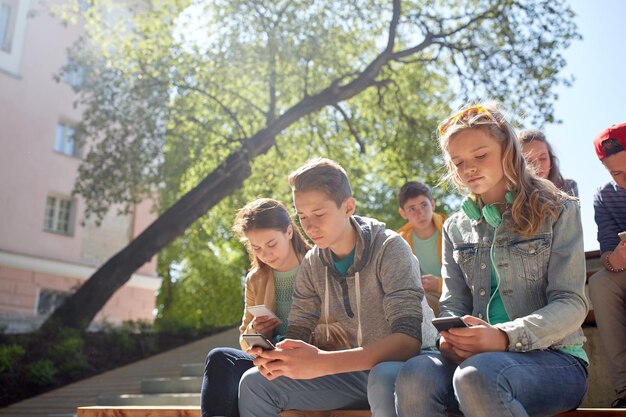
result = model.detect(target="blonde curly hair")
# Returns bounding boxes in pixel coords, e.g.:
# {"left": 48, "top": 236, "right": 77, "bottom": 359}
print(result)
{"left": 438, "top": 101, "right": 570, "bottom": 236}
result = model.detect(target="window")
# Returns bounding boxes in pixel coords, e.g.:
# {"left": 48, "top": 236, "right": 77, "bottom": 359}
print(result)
{"left": 0, "top": 0, "right": 27, "bottom": 75}
{"left": 54, "top": 122, "right": 82, "bottom": 158}
{"left": 0, "top": 1, "right": 16, "bottom": 53}
{"left": 36, "top": 289, "right": 70, "bottom": 316}
{"left": 44, "top": 195, "right": 74, "bottom": 235}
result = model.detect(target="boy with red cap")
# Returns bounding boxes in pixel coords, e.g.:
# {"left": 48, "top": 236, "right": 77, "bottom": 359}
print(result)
{"left": 588, "top": 122, "right": 626, "bottom": 408}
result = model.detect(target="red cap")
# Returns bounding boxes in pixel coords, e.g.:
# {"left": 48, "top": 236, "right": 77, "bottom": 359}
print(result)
{"left": 594, "top": 123, "right": 626, "bottom": 161}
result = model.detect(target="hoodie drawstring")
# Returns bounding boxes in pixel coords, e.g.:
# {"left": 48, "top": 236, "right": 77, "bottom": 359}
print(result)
{"left": 355, "top": 271, "right": 362, "bottom": 347}
{"left": 324, "top": 266, "right": 330, "bottom": 342}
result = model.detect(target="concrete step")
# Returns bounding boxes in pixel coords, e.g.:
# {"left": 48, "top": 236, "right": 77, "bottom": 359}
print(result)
{"left": 180, "top": 363, "right": 204, "bottom": 377}
{"left": 141, "top": 376, "right": 203, "bottom": 394}
{"left": 96, "top": 393, "right": 201, "bottom": 406}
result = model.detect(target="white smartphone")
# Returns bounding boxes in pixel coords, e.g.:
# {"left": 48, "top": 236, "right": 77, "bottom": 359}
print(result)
{"left": 246, "top": 304, "right": 279, "bottom": 320}
{"left": 619, "top": 231, "right": 626, "bottom": 242}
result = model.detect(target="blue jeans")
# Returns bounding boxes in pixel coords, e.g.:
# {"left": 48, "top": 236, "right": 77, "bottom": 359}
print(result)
{"left": 201, "top": 347, "right": 255, "bottom": 417}
{"left": 396, "top": 350, "right": 588, "bottom": 417}
{"left": 238, "top": 367, "right": 370, "bottom": 417}
{"left": 368, "top": 361, "right": 403, "bottom": 416}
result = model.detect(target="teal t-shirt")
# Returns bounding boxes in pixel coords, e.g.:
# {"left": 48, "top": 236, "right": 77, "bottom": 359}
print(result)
{"left": 333, "top": 247, "right": 356, "bottom": 275}
{"left": 412, "top": 230, "right": 441, "bottom": 277}
{"left": 273, "top": 266, "right": 299, "bottom": 341}
{"left": 487, "top": 263, "right": 510, "bottom": 325}
{"left": 561, "top": 343, "right": 589, "bottom": 365}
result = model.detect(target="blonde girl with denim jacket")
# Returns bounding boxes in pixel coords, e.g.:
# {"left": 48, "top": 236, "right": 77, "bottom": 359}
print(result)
{"left": 396, "top": 102, "right": 589, "bottom": 417}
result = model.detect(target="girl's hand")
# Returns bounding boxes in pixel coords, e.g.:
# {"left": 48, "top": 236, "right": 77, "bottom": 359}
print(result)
{"left": 250, "top": 316, "right": 281, "bottom": 339}
{"left": 421, "top": 274, "right": 439, "bottom": 292}
{"left": 441, "top": 315, "right": 509, "bottom": 359}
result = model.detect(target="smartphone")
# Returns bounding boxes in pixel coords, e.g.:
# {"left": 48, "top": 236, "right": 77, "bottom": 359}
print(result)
{"left": 432, "top": 316, "right": 468, "bottom": 332}
{"left": 242, "top": 334, "right": 276, "bottom": 350}
{"left": 619, "top": 231, "right": 626, "bottom": 242}
{"left": 247, "top": 304, "right": 279, "bottom": 320}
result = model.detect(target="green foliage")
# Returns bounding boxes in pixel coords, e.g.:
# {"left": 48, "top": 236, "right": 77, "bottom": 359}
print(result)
{"left": 120, "top": 319, "right": 154, "bottom": 334}
{"left": 155, "top": 226, "right": 247, "bottom": 333}
{"left": 93, "top": 319, "right": 154, "bottom": 359}
{"left": 103, "top": 326, "right": 136, "bottom": 360}
{"left": 115, "top": 320, "right": 159, "bottom": 355}
{"left": 26, "top": 359, "right": 56, "bottom": 386}
{"left": 0, "top": 343, "right": 25, "bottom": 373}
{"left": 48, "top": 328, "right": 89, "bottom": 377}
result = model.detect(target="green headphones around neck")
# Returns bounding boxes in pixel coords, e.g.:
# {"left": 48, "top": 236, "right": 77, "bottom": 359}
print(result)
{"left": 461, "top": 191, "right": 515, "bottom": 228}
{"left": 461, "top": 191, "right": 515, "bottom": 324}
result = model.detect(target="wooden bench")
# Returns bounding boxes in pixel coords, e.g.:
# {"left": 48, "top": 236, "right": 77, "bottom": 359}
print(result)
{"left": 76, "top": 405, "right": 626, "bottom": 417}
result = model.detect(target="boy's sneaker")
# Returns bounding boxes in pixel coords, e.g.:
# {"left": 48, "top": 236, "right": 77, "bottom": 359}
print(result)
{"left": 611, "top": 396, "right": 626, "bottom": 408}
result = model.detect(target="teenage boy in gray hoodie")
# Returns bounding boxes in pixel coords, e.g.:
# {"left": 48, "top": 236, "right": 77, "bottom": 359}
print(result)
{"left": 238, "top": 157, "right": 437, "bottom": 417}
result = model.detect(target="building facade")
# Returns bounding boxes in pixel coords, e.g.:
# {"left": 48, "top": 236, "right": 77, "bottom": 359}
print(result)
{"left": 0, "top": 0, "right": 161, "bottom": 332}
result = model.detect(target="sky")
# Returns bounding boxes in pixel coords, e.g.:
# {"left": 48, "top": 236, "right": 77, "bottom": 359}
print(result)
{"left": 542, "top": 0, "right": 626, "bottom": 252}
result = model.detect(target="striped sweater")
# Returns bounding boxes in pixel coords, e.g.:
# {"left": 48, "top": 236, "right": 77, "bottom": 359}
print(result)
{"left": 594, "top": 181, "right": 626, "bottom": 252}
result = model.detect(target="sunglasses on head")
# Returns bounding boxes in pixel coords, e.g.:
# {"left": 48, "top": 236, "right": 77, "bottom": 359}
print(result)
{"left": 438, "top": 105, "right": 498, "bottom": 137}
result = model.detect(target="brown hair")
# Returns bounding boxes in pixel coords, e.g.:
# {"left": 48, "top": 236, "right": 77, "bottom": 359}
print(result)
{"left": 232, "top": 198, "right": 310, "bottom": 271}
{"left": 288, "top": 157, "right": 352, "bottom": 207}
{"left": 438, "top": 101, "right": 568, "bottom": 236}
{"left": 398, "top": 181, "right": 432, "bottom": 208}
{"left": 518, "top": 129, "right": 567, "bottom": 190}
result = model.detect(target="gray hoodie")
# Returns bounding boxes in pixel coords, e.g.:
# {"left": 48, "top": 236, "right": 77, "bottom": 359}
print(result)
{"left": 287, "top": 215, "right": 437, "bottom": 349}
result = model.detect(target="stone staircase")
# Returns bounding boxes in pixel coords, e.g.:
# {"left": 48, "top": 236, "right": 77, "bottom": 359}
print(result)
{"left": 0, "top": 329, "right": 240, "bottom": 417}
{"left": 96, "top": 363, "right": 205, "bottom": 406}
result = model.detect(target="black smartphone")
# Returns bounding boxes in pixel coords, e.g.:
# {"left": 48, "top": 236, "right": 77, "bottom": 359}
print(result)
{"left": 242, "top": 334, "right": 276, "bottom": 350}
{"left": 432, "top": 316, "right": 468, "bottom": 332}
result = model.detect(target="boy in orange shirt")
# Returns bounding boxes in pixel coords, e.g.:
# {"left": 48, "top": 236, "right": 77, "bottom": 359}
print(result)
{"left": 397, "top": 181, "right": 447, "bottom": 316}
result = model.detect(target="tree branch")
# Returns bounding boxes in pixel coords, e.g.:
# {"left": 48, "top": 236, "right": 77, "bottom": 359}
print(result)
{"left": 172, "top": 82, "right": 249, "bottom": 139}
{"left": 333, "top": 103, "right": 366, "bottom": 154}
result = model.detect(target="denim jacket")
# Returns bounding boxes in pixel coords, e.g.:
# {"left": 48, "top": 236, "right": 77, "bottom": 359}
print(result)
{"left": 441, "top": 199, "right": 588, "bottom": 352}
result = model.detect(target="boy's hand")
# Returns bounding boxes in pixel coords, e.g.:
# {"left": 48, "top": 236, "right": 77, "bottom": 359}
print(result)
{"left": 250, "top": 316, "right": 281, "bottom": 339}
{"left": 441, "top": 315, "right": 509, "bottom": 360}
{"left": 247, "top": 345, "right": 277, "bottom": 377}
{"left": 438, "top": 335, "right": 466, "bottom": 364}
{"left": 249, "top": 339, "right": 327, "bottom": 380}
{"left": 610, "top": 242, "right": 626, "bottom": 269}
{"left": 421, "top": 274, "right": 440, "bottom": 292}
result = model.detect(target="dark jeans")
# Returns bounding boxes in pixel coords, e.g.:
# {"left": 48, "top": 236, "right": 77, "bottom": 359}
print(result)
{"left": 201, "top": 347, "right": 255, "bottom": 417}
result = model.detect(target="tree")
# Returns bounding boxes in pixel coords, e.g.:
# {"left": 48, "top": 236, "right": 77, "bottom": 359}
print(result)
{"left": 154, "top": 61, "right": 454, "bottom": 330}
{"left": 42, "top": 0, "right": 578, "bottom": 333}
